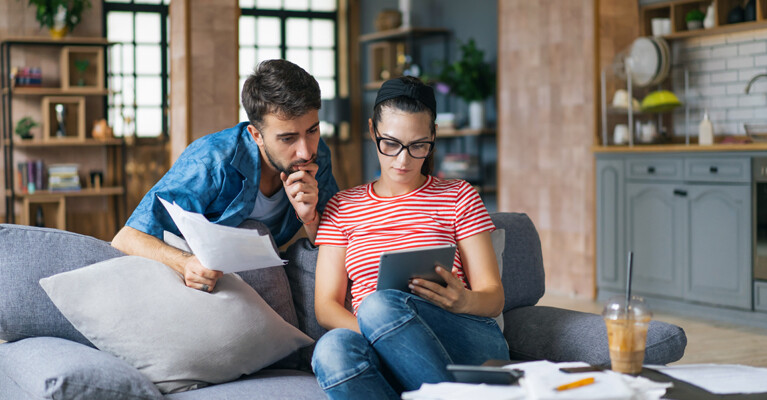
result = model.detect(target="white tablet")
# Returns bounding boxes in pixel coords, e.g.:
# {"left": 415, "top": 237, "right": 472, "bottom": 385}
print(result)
{"left": 376, "top": 244, "right": 457, "bottom": 292}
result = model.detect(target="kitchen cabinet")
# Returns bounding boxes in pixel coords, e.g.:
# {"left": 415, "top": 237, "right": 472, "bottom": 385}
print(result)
{"left": 597, "top": 153, "right": 752, "bottom": 310}
{"left": 596, "top": 159, "right": 625, "bottom": 291}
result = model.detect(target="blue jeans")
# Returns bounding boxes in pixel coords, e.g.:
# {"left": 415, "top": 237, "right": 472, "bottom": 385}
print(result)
{"left": 311, "top": 290, "right": 509, "bottom": 400}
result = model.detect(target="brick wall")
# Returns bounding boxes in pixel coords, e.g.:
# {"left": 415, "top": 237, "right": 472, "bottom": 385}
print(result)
{"left": 670, "top": 28, "right": 767, "bottom": 138}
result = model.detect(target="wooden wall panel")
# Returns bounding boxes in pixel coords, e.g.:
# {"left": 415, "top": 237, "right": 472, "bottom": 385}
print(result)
{"left": 169, "top": 0, "right": 239, "bottom": 163}
{"left": 498, "top": 0, "right": 598, "bottom": 297}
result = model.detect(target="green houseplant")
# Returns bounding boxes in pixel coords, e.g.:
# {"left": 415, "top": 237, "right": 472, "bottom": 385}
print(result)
{"left": 24, "top": 0, "right": 92, "bottom": 38}
{"left": 436, "top": 39, "right": 495, "bottom": 129}
{"left": 685, "top": 8, "right": 705, "bottom": 30}
{"left": 15, "top": 117, "right": 38, "bottom": 140}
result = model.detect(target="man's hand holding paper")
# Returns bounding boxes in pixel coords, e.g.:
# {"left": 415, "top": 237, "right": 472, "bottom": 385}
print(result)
{"left": 159, "top": 197, "right": 287, "bottom": 292}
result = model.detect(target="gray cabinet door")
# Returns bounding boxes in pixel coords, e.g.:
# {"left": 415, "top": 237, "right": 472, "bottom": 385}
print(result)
{"left": 626, "top": 182, "right": 685, "bottom": 298}
{"left": 597, "top": 159, "right": 625, "bottom": 290}
{"left": 685, "top": 184, "right": 752, "bottom": 309}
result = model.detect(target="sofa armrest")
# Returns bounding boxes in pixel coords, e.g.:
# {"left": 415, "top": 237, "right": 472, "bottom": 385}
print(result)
{"left": 502, "top": 306, "right": 687, "bottom": 366}
{"left": 0, "top": 337, "right": 162, "bottom": 400}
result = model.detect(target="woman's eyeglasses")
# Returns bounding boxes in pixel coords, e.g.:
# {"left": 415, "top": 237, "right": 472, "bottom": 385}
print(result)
{"left": 373, "top": 126, "right": 434, "bottom": 159}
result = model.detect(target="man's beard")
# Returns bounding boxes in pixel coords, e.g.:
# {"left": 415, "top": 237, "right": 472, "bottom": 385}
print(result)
{"left": 263, "top": 143, "right": 316, "bottom": 176}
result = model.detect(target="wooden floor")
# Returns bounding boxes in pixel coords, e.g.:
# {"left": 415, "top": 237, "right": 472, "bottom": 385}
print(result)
{"left": 538, "top": 293, "right": 767, "bottom": 367}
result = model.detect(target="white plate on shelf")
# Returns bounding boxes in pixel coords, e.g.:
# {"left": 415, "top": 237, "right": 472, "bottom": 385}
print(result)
{"left": 627, "top": 37, "right": 661, "bottom": 87}
{"left": 649, "top": 37, "right": 671, "bottom": 86}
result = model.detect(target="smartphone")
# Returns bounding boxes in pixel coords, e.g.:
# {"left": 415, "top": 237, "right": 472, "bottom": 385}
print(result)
{"left": 559, "top": 366, "right": 604, "bottom": 373}
{"left": 447, "top": 364, "right": 524, "bottom": 385}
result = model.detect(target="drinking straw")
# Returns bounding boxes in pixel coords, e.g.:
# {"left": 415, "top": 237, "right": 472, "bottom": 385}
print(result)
{"left": 626, "top": 251, "right": 634, "bottom": 311}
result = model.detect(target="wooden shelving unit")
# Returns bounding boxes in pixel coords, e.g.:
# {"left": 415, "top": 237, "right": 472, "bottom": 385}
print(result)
{"left": 1, "top": 37, "right": 125, "bottom": 236}
{"left": 640, "top": 0, "right": 767, "bottom": 40}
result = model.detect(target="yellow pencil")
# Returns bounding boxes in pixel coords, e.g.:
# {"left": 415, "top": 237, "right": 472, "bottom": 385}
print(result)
{"left": 555, "top": 377, "right": 595, "bottom": 391}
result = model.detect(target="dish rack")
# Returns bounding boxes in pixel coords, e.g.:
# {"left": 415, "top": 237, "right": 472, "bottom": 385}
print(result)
{"left": 746, "top": 124, "right": 767, "bottom": 142}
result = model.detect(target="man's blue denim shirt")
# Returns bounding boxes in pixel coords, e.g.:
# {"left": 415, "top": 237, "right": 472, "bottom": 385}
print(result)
{"left": 126, "top": 122, "right": 339, "bottom": 247}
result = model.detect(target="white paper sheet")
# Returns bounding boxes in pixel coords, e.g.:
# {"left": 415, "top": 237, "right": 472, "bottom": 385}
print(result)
{"left": 651, "top": 364, "right": 767, "bottom": 395}
{"left": 400, "top": 362, "right": 671, "bottom": 400}
{"left": 159, "top": 197, "right": 287, "bottom": 273}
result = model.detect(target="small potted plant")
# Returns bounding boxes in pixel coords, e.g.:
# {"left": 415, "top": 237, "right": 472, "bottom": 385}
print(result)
{"left": 23, "top": 0, "right": 92, "bottom": 39}
{"left": 435, "top": 39, "right": 495, "bottom": 130}
{"left": 15, "top": 117, "right": 38, "bottom": 140}
{"left": 686, "top": 8, "right": 705, "bottom": 30}
{"left": 74, "top": 59, "right": 90, "bottom": 86}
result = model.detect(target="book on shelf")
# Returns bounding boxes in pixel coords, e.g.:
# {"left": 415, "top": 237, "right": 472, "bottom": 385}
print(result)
{"left": 16, "top": 159, "right": 46, "bottom": 193}
{"left": 48, "top": 163, "right": 80, "bottom": 191}
{"left": 437, "top": 153, "right": 480, "bottom": 181}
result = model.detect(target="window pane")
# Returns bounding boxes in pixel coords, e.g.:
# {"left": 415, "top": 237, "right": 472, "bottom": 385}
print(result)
{"left": 107, "top": 12, "right": 133, "bottom": 42}
{"left": 286, "top": 48, "right": 310, "bottom": 71}
{"left": 256, "top": 0, "right": 282, "bottom": 9}
{"left": 239, "top": 16, "right": 256, "bottom": 46}
{"left": 240, "top": 107, "right": 249, "bottom": 123}
{"left": 136, "top": 0, "right": 162, "bottom": 3}
{"left": 135, "top": 13, "right": 161, "bottom": 43}
{"left": 109, "top": 0, "right": 130, "bottom": 3}
{"left": 136, "top": 76, "right": 162, "bottom": 107}
{"left": 239, "top": 0, "right": 255, "bottom": 8}
{"left": 257, "top": 17, "right": 281, "bottom": 47}
{"left": 312, "top": 49, "right": 334, "bottom": 78}
{"left": 121, "top": 44, "right": 134, "bottom": 74}
{"left": 311, "top": 19, "right": 334, "bottom": 48}
{"left": 109, "top": 45, "right": 122, "bottom": 74}
{"left": 116, "top": 107, "right": 135, "bottom": 137}
{"left": 311, "top": 0, "right": 336, "bottom": 11}
{"left": 136, "top": 45, "right": 161, "bottom": 75}
{"left": 119, "top": 77, "right": 135, "bottom": 108}
{"left": 286, "top": 18, "right": 309, "bottom": 47}
{"left": 136, "top": 108, "right": 163, "bottom": 137}
{"left": 284, "top": 0, "right": 309, "bottom": 10}
{"left": 257, "top": 47, "right": 281, "bottom": 62}
{"left": 319, "top": 120, "right": 334, "bottom": 138}
{"left": 317, "top": 78, "right": 335, "bottom": 99}
{"left": 108, "top": 76, "right": 123, "bottom": 101}
{"left": 240, "top": 47, "right": 256, "bottom": 75}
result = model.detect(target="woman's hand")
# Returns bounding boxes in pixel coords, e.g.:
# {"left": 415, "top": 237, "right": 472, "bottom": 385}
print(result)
{"left": 409, "top": 265, "right": 470, "bottom": 314}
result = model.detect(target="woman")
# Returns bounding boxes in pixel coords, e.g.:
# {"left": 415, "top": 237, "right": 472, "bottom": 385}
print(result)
{"left": 311, "top": 76, "right": 509, "bottom": 399}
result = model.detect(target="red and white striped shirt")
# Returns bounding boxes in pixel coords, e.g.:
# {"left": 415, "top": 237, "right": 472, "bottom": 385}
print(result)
{"left": 315, "top": 176, "right": 495, "bottom": 313}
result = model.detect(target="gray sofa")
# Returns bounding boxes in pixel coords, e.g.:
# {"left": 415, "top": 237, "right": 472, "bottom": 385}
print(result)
{"left": 0, "top": 213, "right": 687, "bottom": 399}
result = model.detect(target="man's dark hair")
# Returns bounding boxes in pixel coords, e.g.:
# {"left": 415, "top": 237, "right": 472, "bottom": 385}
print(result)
{"left": 241, "top": 59, "right": 321, "bottom": 130}
{"left": 373, "top": 76, "right": 437, "bottom": 176}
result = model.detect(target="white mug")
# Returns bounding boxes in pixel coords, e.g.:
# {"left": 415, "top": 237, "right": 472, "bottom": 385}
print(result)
{"left": 614, "top": 124, "right": 629, "bottom": 145}
{"left": 641, "top": 122, "right": 658, "bottom": 143}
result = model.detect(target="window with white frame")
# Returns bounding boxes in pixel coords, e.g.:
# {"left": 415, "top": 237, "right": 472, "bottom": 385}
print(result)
{"left": 238, "top": 0, "right": 338, "bottom": 137}
{"left": 104, "top": 0, "right": 170, "bottom": 138}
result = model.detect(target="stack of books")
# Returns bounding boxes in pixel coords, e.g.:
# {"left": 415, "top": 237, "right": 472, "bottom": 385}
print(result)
{"left": 48, "top": 164, "right": 81, "bottom": 191}
{"left": 16, "top": 160, "right": 45, "bottom": 194}
{"left": 438, "top": 153, "right": 479, "bottom": 181}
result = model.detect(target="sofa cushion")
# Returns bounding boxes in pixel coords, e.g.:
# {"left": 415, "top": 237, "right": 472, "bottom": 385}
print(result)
{"left": 0, "top": 337, "right": 163, "bottom": 400}
{"left": 503, "top": 305, "right": 687, "bottom": 366}
{"left": 489, "top": 213, "right": 545, "bottom": 312}
{"left": 164, "top": 370, "right": 324, "bottom": 400}
{"left": 39, "top": 255, "right": 313, "bottom": 394}
{"left": 0, "top": 224, "right": 123, "bottom": 346}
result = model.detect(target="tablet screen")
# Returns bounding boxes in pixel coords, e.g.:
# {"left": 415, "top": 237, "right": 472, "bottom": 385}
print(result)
{"left": 376, "top": 244, "right": 456, "bottom": 292}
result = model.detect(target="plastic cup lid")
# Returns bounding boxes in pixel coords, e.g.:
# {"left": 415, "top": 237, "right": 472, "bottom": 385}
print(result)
{"left": 602, "top": 295, "right": 652, "bottom": 320}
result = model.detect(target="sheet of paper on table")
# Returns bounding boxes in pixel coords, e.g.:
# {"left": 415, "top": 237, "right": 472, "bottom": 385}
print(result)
{"left": 400, "top": 361, "right": 671, "bottom": 400}
{"left": 158, "top": 197, "right": 286, "bottom": 273}
{"left": 649, "top": 364, "right": 767, "bottom": 395}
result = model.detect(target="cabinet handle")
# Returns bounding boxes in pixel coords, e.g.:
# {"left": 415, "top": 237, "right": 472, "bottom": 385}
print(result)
{"left": 709, "top": 166, "right": 718, "bottom": 173}
{"left": 673, "top": 189, "right": 688, "bottom": 197}
{"left": 647, "top": 166, "right": 656, "bottom": 174}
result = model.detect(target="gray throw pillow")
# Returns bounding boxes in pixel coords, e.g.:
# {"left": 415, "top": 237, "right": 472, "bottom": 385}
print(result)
{"left": 0, "top": 336, "right": 163, "bottom": 400}
{"left": 39, "top": 256, "right": 314, "bottom": 394}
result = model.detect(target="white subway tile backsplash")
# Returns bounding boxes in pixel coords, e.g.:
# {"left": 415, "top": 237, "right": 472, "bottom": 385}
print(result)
{"left": 739, "top": 96, "right": 767, "bottom": 107}
{"left": 712, "top": 45, "right": 738, "bottom": 59}
{"left": 739, "top": 42, "right": 767, "bottom": 56}
{"left": 668, "top": 29, "right": 767, "bottom": 138}
{"left": 728, "top": 108, "right": 755, "bottom": 120}
{"left": 711, "top": 71, "right": 739, "bottom": 83}
{"left": 727, "top": 56, "right": 754, "bottom": 70}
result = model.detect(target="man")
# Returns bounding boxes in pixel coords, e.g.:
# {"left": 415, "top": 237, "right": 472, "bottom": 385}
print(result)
{"left": 111, "top": 59, "right": 339, "bottom": 293}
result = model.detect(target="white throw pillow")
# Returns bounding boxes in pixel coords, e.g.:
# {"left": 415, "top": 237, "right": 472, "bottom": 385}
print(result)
{"left": 491, "top": 229, "right": 506, "bottom": 332}
{"left": 39, "top": 256, "right": 313, "bottom": 394}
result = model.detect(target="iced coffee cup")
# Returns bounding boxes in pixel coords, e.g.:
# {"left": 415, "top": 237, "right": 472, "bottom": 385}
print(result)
{"left": 602, "top": 295, "right": 652, "bottom": 374}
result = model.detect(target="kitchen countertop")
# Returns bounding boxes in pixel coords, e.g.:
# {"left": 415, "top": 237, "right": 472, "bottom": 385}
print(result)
{"left": 593, "top": 143, "right": 767, "bottom": 153}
